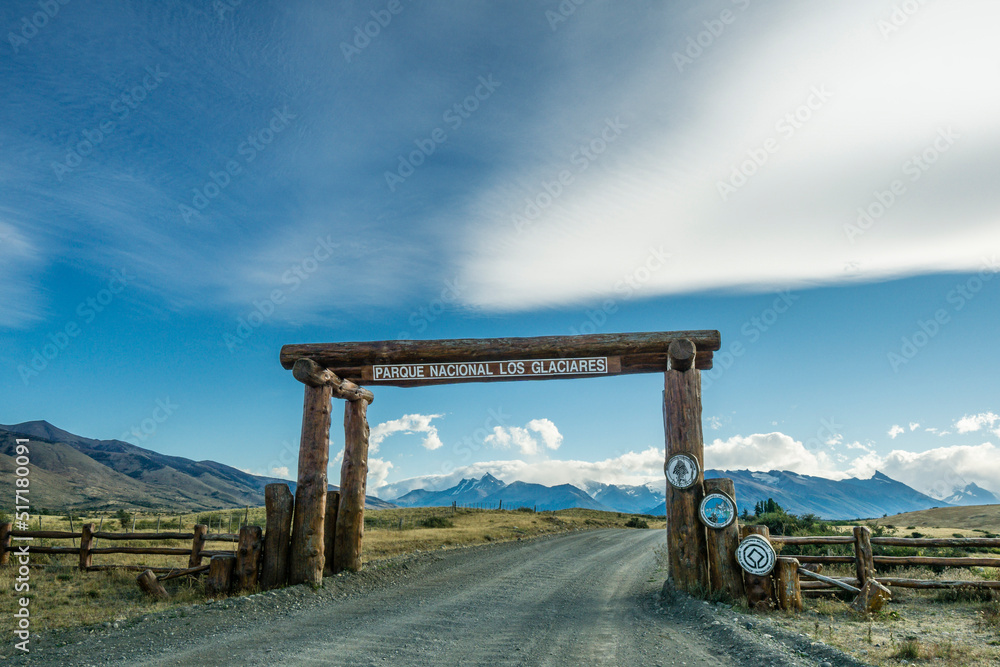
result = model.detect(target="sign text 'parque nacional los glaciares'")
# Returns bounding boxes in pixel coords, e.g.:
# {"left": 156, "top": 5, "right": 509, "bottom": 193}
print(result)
{"left": 364, "top": 356, "right": 621, "bottom": 382}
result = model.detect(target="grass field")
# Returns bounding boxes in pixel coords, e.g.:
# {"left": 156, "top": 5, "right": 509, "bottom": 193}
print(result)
{"left": 0, "top": 506, "right": 662, "bottom": 634}
{"left": 876, "top": 504, "right": 1000, "bottom": 534}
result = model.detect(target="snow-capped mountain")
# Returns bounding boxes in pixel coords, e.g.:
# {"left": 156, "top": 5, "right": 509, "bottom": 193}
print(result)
{"left": 943, "top": 482, "right": 1000, "bottom": 506}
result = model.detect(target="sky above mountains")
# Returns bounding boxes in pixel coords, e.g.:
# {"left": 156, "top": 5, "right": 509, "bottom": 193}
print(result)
{"left": 1, "top": 1, "right": 998, "bottom": 501}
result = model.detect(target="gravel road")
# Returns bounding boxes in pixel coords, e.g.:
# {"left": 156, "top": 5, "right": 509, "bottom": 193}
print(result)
{"left": 12, "top": 529, "right": 870, "bottom": 666}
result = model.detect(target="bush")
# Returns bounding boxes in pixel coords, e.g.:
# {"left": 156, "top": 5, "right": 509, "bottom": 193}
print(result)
{"left": 420, "top": 516, "right": 454, "bottom": 529}
{"left": 514, "top": 506, "right": 535, "bottom": 513}
{"left": 625, "top": 517, "right": 649, "bottom": 529}
{"left": 115, "top": 509, "right": 132, "bottom": 530}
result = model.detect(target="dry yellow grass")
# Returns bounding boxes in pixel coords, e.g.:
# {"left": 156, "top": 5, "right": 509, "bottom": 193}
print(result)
{"left": 877, "top": 505, "right": 1000, "bottom": 534}
{"left": 0, "top": 507, "right": 662, "bottom": 634}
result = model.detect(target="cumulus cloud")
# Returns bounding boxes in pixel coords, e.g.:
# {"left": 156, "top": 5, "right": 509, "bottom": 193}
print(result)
{"left": 908, "top": 422, "right": 920, "bottom": 431}
{"left": 954, "top": 412, "right": 1000, "bottom": 436}
{"left": 366, "top": 457, "right": 394, "bottom": 491}
{"left": 485, "top": 419, "right": 563, "bottom": 456}
{"left": 270, "top": 466, "right": 291, "bottom": 479}
{"left": 370, "top": 413, "right": 444, "bottom": 452}
{"left": 704, "top": 432, "right": 843, "bottom": 479}
{"left": 888, "top": 425, "right": 905, "bottom": 439}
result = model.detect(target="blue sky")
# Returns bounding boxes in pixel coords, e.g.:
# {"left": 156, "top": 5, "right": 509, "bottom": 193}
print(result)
{"left": 2, "top": 0, "right": 998, "bottom": 502}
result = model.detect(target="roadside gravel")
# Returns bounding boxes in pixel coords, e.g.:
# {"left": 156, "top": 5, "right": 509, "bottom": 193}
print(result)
{"left": 6, "top": 529, "right": 871, "bottom": 666}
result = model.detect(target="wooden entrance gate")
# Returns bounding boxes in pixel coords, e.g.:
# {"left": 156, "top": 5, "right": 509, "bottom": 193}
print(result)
{"left": 279, "top": 330, "right": 722, "bottom": 593}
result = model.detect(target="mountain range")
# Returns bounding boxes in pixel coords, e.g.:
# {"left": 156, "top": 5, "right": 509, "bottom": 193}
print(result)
{"left": 0, "top": 421, "right": 393, "bottom": 512}
{"left": 388, "top": 469, "right": 998, "bottom": 520}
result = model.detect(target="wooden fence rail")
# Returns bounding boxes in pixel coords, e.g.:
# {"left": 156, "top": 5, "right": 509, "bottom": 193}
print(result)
{"left": 767, "top": 529, "right": 1000, "bottom": 601}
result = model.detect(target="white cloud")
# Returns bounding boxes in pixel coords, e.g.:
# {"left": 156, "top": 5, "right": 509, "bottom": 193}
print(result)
{"left": 704, "top": 432, "right": 843, "bottom": 479}
{"left": 908, "top": 422, "right": 920, "bottom": 431}
{"left": 888, "top": 425, "right": 905, "bottom": 439}
{"left": 954, "top": 412, "right": 1000, "bottom": 435}
{"left": 485, "top": 419, "right": 564, "bottom": 456}
{"left": 455, "top": 3, "right": 1000, "bottom": 311}
{"left": 270, "top": 466, "right": 291, "bottom": 479}
{"left": 366, "top": 457, "right": 394, "bottom": 491}
{"left": 370, "top": 413, "right": 444, "bottom": 452}
{"left": 707, "top": 416, "right": 723, "bottom": 430}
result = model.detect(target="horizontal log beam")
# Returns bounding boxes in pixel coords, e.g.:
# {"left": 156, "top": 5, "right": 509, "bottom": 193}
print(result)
{"left": 784, "top": 555, "right": 855, "bottom": 564}
{"left": 293, "top": 359, "right": 375, "bottom": 402}
{"left": 871, "top": 537, "right": 1000, "bottom": 548}
{"left": 879, "top": 578, "right": 1000, "bottom": 589}
{"left": 158, "top": 564, "right": 211, "bottom": 582}
{"left": 89, "top": 547, "right": 193, "bottom": 555}
{"left": 92, "top": 532, "right": 194, "bottom": 540}
{"left": 874, "top": 555, "right": 1000, "bottom": 567}
{"left": 798, "top": 568, "right": 860, "bottom": 594}
{"left": 770, "top": 536, "right": 853, "bottom": 545}
{"left": 281, "top": 331, "right": 721, "bottom": 373}
{"left": 9, "top": 530, "right": 80, "bottom": 539}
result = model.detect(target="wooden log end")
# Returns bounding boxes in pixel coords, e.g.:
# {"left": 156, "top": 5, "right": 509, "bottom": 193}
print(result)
{"left": 850, "top": 579, "right": 892, "bottom": 614}
{"left": 668, "top": 339, "right": 697, "bottom": 371}
{"left": 293, "top": 358, "right": 333, "bottom": 387}
{"left": 136, "top": 569, "right": 169, "bottom": 600}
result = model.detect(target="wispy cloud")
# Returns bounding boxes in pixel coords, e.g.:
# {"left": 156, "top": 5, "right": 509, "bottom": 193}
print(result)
{"left": 370, "top": 413, "right": 444, "bottom": 452}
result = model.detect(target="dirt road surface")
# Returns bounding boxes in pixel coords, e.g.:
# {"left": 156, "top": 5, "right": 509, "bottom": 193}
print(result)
{"left": 10, "top": 529, "right": 868, "bottom": 666}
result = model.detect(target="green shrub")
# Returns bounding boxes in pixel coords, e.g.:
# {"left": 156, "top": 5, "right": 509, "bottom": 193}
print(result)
{"left": 420, "top": 516, "right": 454, "bottom": 529}
{"left": 514, "top": 506, "right": 535, "bottom": 513}
{"left": 625, "top": 517, "right": 649, "bottom": 529}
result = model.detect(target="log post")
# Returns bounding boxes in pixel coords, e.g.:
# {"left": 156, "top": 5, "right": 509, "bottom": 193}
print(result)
{"left": 663, "top": 339, "right": 709, "bottom": 594}
{"left": 703, "top": 478, "right": 745, "bottom": 602}
{"left": 853, "top": 525, "right": 875, "bottom": 587}
{"left": 189, "top": 524, "right": 208, "bottom": 568}
{"left": 324, "top": 491, "right": 340, "bottom": 576}
{"left": 850, "top": 578, "right": 892, "bottom": 614}
{"left": 334, "top": 398, "right": 370, "bottom": 573}
{"left": 136, "top": 570, "right": 169, "bottom": 600}
{"left": 741, "top": 525, "right": 775, "bottom": 609}
{"left": 206, "top": 555, "right": 235, "bottom": 596}
{"left": 0, "top": 523, "right": 11, "bottom": 566}
{"left": 236, "top": 525, "right": 263, "bottom": 592}
{"left": 79, "top": 523, "right": 94, "bottom": 570}
{"left": 261, "top": 483, "right": 294, "bottom": 590}
{"left": 775, "top": 557, "right": 802, "bottom": 612}
{"left": 289, "top": 368, "right": 334, "bottom": 586}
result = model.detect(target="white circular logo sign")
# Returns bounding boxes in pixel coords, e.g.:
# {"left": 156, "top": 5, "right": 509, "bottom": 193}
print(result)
{"left": 665, "top": 453, "right": 699, "bottom": 489}
{"left": 699, "top": 492, "right": 736, "bottom": 529}
{"left": 736, "top": 534, "right": 776, "bottom": 576}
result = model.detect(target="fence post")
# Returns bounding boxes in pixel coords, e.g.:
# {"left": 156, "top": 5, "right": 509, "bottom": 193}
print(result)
{"left": 189, "top": 524, "right": 208, "bottom": 568}
{"left": 206, "top": 555, "right": 235, "bottom": 596}
{"left": 261, "top": 483, "right": 294, "bottom": 589}
{"left": 703, "top": 478, "right": 745, "bottom": 602}
{"left": 290, "top": 379, "right": 333, "bottom": 586}
{"left": 775, "top": 557, "right": 802, "bottom": 611}
{"left": 323, "top": 491, "right": 340, "bottom": 577}
{"left": 853, "top": 525, "right": 875, "bottom": 587}
{"left": 0, "top": 523, "right": 11, "bottom": 566}
{"left": 79, "top": 523, "right": 94, "bottom": 570}
{"left": 741, "top": 525, "right": 775, "bottom": 609}
{"left": 237, "top": 525, "right": 264, "bottom": 592}
{"left": 663, "top": 339, "right": 710, "bottom": 594}
{"left": 136, "top": 570, "right": 169, "bottom": 599}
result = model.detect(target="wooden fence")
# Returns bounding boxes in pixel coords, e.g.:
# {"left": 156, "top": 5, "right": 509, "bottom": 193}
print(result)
{"left": 765, "top": 525, "right": 1000, "bottom": 611}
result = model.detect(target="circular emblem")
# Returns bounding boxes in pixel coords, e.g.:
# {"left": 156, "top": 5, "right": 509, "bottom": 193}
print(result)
{"left": 665, "top": 453, "right": 699, "bottom": 489}
{"left": 699, "top": 492, "right": 736, "bottom": 529}
{"left": 736, "top": 534, "right": 776, "bottom": 576}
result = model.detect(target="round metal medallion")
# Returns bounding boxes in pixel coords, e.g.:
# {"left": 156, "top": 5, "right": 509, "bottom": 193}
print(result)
{"left": 736, "top": 534, "right": 776, "bottom": 576}
{"left": 665, "top": 453, "right": 699, "bottom": 489}
{"left": 699, "top": 492, "right": 736, "bottom": 529}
